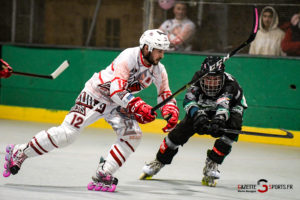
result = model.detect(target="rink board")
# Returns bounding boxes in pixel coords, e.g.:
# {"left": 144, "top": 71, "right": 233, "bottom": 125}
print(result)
{"left": 2, "top": 45, "right": 300, "bottom": 130}
{"left": 0, "top": 104, "right": 299, "bottom": 147}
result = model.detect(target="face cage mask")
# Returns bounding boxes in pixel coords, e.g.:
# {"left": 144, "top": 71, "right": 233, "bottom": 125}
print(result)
{"left": 200, "top": 74, "right": 224, "bottom": 97}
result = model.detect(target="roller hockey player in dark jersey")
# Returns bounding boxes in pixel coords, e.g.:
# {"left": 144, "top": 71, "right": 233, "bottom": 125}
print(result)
{"left": 140, "top": 56, "right": 247, "bottom": 187}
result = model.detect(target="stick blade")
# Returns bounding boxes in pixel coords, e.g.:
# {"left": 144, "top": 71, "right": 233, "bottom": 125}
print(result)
{"left": 50, "top": 60, "right": 70, "bottom": 79}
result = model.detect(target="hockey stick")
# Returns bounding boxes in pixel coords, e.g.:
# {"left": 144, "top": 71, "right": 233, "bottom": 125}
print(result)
{"left": 221, "top": 128, "right": 294, "bottom": 139}
{"left": 151, "top": 7, "right": 259, "bottom": 113}
{"left": 12, "top": 60, "right": 70, "bottom": 79}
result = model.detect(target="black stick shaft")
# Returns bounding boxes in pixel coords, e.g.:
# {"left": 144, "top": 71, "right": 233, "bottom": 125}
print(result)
{"left": 12, "top": 71, "right": 52, "bottom": 79}
{"left": 221, "top": 128, "right": 293, "bottom": 139}
{"left": 11, "top": 60, "right": 69, "bottom": 79}
{"left": 151, "top": 80, "right": 196, "bottom": 112}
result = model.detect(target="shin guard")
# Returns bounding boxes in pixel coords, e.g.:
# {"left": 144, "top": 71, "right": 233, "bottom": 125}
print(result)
{"left": 103, "top": 138, "right": 141, "bottom": 174}
{"left": 156, "top": 137, "right": 179, "bottom": 164}
{"left": 208, "top": 136, "right": 233, "bottom": 164}
{"left": 24, "top": 125, "right": 80, "bottom": 157}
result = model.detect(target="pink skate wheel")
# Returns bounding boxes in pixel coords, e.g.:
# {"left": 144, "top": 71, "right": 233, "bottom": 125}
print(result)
{"left": 108, "top": 184, "right": 116, "bottom": 192}
{"left": 3, "top": 170, "right": 11, "bottom": 177}
{"left": 94, "top": 184, "right": 103, "bottom": 191}
{"left": 87, "top": 182, "right": 96, "bottom": 190}
{"left": 101, "top": 186, "right": 109, "bottom": 192}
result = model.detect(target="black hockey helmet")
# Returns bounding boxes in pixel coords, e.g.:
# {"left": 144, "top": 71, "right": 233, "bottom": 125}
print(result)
{"left": 200, "top": 56, "right": 225, "bottom": 96}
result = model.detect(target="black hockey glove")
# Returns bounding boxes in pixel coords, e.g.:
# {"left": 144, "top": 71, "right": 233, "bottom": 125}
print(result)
{"left": 209, "top": 115, "right": 226, "bottom": 138}
{"left": 192, "top": 110, "right": 209, "bottom": 134}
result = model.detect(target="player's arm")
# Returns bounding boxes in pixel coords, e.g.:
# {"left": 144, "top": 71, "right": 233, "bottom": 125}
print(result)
{"left": 215, "top": 74, "right": 246, "bottom": 121}
{"left": 0, "top": 59, "right": 13, "bottom": 79}
{"left": 109, "top": 62, "right": 156, "bottom": 124}
{"left": 154, "top": 67, "right": 179, "bottom": 132}
{"left": 210, "top": 80, "right": 242, "bottom": 137}
{"left": 183, "top": 71, "right": 201, "bottom": 118}
{"left": 183, "top": 71, "right": 210, "bottom": 133}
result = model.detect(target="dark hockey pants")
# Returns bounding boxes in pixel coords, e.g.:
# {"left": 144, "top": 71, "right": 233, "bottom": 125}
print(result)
{"left": 156, "top": 113, "right": 242, "bottom": 165}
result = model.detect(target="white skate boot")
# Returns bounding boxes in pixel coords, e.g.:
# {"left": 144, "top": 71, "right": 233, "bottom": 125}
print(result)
{"left": 87, "top": 157, "right": 118, "bottom": 192}
{"left": 3, "top": 144, "right": 28, "bottom": 177}
{"left": 202, "top": 157, "right": 220, "bottom": 187}
{"left": 139, "top": 159, "right": 165, "bottom": 180}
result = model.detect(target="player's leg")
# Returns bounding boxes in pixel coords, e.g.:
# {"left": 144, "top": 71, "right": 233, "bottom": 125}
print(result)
{"left": 3, "top": 89, "right": 109, "bottom": 177}
{"left": 88, "top": 107, "right": 142, "bottom": 192}
{"left": 3, "top": 124, "right": 80, "bottom": 177}
{"left": 141, "top": 115, "right": 195, "bottom": 179}
{"left": 202, "top": 112, "right": 242, "bottom": 187}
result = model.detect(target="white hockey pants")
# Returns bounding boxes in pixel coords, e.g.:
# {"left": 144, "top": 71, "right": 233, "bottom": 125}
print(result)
{"left": 22, "top": 88, "right": 142, "bottom": 175}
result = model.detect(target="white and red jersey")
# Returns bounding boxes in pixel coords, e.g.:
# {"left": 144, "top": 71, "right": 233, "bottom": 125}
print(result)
{"left": 85, "top": 47, "right": 176, "bottom": 109}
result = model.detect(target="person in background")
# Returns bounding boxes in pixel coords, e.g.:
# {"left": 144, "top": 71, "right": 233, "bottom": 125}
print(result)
{"left": 159, "top": 2, "right": 196, "bottom": 51}
{"left": 0, "top": 59, "right": 13, "bottom": 78}
{"left": 249, "top": 6, "right": 285, "bottom": 56}
{"left": 281, "top": 13, "right": 300, "bottom": 56}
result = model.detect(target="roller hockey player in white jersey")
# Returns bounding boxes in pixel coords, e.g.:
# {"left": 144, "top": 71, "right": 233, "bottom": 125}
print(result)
{"left": 3, "top": 29, "right": 179, "bottom": 192}
{"left": 140, "top": 56, "right": 247, "bottom": 187}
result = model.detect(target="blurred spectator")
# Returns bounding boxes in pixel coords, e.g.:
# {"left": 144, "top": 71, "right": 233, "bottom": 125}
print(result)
{"left": 249, "top": 6, "right": 285, "bottom": 56}
{"left": 159, "top": 2, "right": 196, "bottom": 51}
{"left": 281, "top": 13, "right": 300, "bottom": 56}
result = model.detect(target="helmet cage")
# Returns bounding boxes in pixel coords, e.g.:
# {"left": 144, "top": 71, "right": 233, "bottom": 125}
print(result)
{"left": 200, "top": 74, "right": 225, "bottom": 96}
{"left": 199, "top": 56, "right": 225, "bottom": 96}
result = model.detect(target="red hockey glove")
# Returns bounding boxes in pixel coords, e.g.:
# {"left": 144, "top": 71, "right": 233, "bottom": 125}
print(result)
{"left": 0, "top": 59, "right": 13, "bottom": 78}
{"left": 161, "top": 104, "right": 179, "bottom": 132}
{"left": 127, "top": 97, "right": 157, "bottom": 124}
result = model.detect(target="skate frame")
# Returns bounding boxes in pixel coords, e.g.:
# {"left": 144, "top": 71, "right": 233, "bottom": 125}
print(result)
{"left": 12, "top": 60, "right": 69, "bottom": 79}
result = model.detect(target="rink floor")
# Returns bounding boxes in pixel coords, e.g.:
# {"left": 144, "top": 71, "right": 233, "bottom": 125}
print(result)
{"left": 0, "top": 119, "right": 299, "bottom": 200}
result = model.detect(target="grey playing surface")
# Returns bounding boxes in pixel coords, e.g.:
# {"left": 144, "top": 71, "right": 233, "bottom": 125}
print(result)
{"left": 0, "top": 119, "right": 299, "bottom": 200}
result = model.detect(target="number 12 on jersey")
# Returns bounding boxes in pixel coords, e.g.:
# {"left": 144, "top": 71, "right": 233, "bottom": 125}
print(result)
{"left": 70, "top": 114, "right": 84, "bottom": 128}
